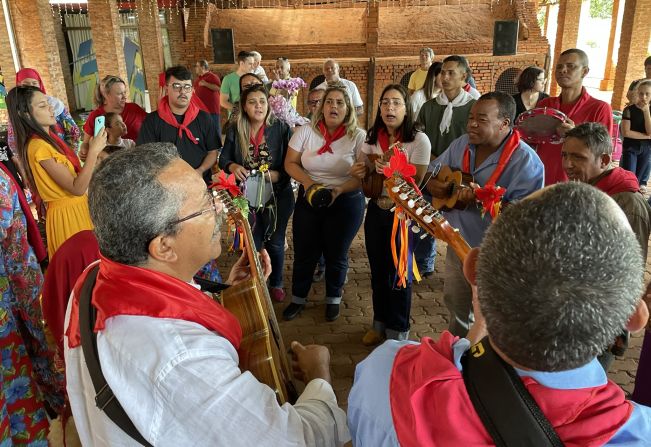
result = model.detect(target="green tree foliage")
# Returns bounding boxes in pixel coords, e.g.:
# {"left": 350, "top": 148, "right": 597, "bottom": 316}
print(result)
{"left": 590, "top": 0, "right": 613, "bottom": 19}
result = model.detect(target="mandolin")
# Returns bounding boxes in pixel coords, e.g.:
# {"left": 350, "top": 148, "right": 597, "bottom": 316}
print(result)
{"left": 385, "top": 175, "right": 471, "bottom": 262}
{"left": 430, "top": 165, "right": 473, "bottom": 211}
{"left": 214, "top": 189, "right": 298, "bottom": 405}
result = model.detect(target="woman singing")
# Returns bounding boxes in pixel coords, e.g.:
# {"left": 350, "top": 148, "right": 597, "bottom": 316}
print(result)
{"left": 282, "top": 84, "right": 365, "bottom": 322}
{"left": 219, "top": 85, "right": 294, "bottom": 302}
{"left": 355, "top": 84, "right": 430, "bottom": 344}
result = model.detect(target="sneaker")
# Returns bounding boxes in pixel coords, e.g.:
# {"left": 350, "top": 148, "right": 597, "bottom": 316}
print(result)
{"left": 641, "top": 185, "right": 648, "bottom": 194}
{"left": 325, "top": 303, "right": 340, "bottom": 322}
{"left": 313, "top": 268, "right": 325, "bottom": 282}
{"left": 283, "top": 302, "right": 305, "bottom": 321}
{"left": 362, "top": 329, "right": 385, "bottom": 346}
{"left": 270, "top": 287, "right": 285, "bottom": 303}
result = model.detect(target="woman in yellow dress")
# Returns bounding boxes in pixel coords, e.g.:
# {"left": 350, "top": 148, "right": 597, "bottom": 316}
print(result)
{"left": 7, "top": 86, "right": 107, "bottom": 256}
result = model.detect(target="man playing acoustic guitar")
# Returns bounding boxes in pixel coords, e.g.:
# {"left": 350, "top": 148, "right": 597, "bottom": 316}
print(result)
{"left": 424, "top": 92, "right": 544, "bottom": 337}
{"left": 64, "top": 143, "right": 350, "bottom": 446}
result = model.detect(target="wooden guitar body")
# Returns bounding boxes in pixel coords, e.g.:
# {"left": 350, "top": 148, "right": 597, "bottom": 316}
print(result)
{"left": 362, "top": 154, "right": 386, "bottom": 199}
{"left": 216, "top": 190, "right": 298, "bottom": 405}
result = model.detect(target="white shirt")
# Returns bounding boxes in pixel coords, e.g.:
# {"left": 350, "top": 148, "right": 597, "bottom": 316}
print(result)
{"left": 409, "top": 89, "right": 427, "bottom": 120}
{"left": 253, "top": 66, "right": 269, "bottom": 83}
{"left": 290, "top": 124, "right": 366, "bottom": 187}
{"left": 64, "top": 300, "right": 350, "bottom": 446}
{"left": 360, "top": 131, "right": 431, "bottom": 166}
{"left": 316, "top": 78, "right": 364, "bottom": 108}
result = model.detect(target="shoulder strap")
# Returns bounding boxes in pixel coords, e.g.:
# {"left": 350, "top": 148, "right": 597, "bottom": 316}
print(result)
{"left": 460, "top": 337, "right": 564, "bottom": 447}
{"left": 78, "top": 265, "right": 154, "bottom": 447}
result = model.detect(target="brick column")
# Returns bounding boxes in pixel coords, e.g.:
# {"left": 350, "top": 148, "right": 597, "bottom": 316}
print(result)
{"left": 599, "top": 0, "right": 621, "bottom": 91}
{"left": 550, "top": 0, "right": 581, "bottom": 96}
{"left": 87, "top": 0, "right": 128, "bottom": 83}
{"left": 9, "top": 0, "right": 69, "bottom": 107}
{"left": 366, "top": 1, "right": 379, "bottom": 57}
{"left": 611, "top": 0, "right": 651, "bottom": 111}
{"left": 138, "top": 0, "right": 165, "bottom": 110}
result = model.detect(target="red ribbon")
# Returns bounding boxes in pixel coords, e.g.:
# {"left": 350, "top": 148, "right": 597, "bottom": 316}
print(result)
{"left": 250, "top": 124, "right": 266, "bottom": 157}
{"left": 210, "top": 170, "right": 240, "bottom": 197}
{"left": 316, "top": 121, "right": 346, "bottom": 155}
{"left": 157, "top": 95, "right": 200, "bottom": 144}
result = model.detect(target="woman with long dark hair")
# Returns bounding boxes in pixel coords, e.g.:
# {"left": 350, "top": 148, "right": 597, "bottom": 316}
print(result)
{"left": 355, "top": 84, "right": 430, "bottom": 344}
{"left": 219, "top": 85, "right": 294, "bottom": 302}
{"left": 410, "top": 61, "right": 442, "bottom": 119}
{"left": 513, "top": 66, "right": 548, "bottom": 119}
{"left": 282, "top": 84, "right": 366, "bottom": 322}
{"left": 7, "top": 86, "right": 106, "bottom": 255}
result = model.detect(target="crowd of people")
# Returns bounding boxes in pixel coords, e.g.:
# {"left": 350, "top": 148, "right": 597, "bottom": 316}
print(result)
{"left": 1, "top": 46, "right": 651, "bottom": 446}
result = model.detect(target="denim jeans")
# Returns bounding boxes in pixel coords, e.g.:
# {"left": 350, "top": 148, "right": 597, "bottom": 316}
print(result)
{"left": 291, "top": 187, "right": 365, "bottom": 303}
{"left": 414, "top": 190, "right": 437, "bottom": 273}
{"left": 365, "top": 200, "right": 412, "bottom": 333}
{"left": 620, "top": 141, "right": 651, "bottom": 186}
{"left": 250, "top": 185, "right": 295, "bottom": 288}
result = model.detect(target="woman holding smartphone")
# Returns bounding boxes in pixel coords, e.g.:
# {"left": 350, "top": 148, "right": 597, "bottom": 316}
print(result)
{"left": 7, "top": 86, "right": 107, "bottom": 256}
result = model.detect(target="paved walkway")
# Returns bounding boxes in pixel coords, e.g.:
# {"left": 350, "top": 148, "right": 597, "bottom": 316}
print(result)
{"left": 217, "top": 219, "right": 649, "bottom": 410}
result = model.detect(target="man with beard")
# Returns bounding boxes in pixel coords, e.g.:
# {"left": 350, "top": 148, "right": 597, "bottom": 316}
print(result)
{"left": 537, "top": 48, "right": 613, "bottom": 185}
{"left": 138, "top": 66, "right": 220, "bottom": 184}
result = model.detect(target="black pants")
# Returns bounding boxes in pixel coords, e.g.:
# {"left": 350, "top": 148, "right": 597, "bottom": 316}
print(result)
{"left": 290, "top": 187, "right": 364, "bottom": 302}
{"left": 365, "top": 200, "right": 412, "bottom": 332}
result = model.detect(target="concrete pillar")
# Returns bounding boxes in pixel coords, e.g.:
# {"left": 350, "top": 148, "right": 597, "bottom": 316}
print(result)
{"left": 599, "top": 0, "right": 622, "bottom": 91}
{"left": 550, "top": 0, "right": 582, "bottom": 96}
{"left": 138, "top": 0, "right": 165, "bottom": 110}
{"left": 611, "top": 0, "right": 651, "bottom": 111}
{"left": 87, "top": 0, "right": 128, "bottom": 84}
{"left": 9, "top": 0, "right": 69, "bottom": 107}
{"left": 0, "top": 2, "right": 16, "bottom": 91}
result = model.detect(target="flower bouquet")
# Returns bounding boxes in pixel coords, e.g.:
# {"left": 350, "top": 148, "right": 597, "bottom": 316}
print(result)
{"left": 269, "top": 77, "right": 309, "bottom": 127}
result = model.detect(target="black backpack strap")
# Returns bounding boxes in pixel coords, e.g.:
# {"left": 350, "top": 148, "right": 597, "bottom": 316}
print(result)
{"left": 460, "top": 337, "right": 564, "bottom": 447}
{"left": 78, "top": 265, "right": 154, "bottom": 447}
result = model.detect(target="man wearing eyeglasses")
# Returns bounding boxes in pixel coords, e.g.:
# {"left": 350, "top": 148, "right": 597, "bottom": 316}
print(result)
{"left": 138, "top": 66, "right": 220, "bottom": 184}
{"left": 64, "top": 143, "right": 350, "bottom": 446}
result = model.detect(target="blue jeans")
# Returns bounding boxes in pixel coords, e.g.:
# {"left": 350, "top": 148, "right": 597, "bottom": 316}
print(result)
{"left": 620, "top": 141, "right": 651, "bottom": 186}
{"left": 291, "top": 187, "right": 364, "bottom": 303}
{"left": 365, "top": 201, "right": 412, "bottom": 332}
{"left": 250, "top": 185, "right": 295, "bottom": 288}
{"left": 414, "top": 191, "right": 437, "bottom": 273}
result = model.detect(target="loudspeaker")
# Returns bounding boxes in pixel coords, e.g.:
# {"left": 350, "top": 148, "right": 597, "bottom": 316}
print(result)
{"left": 210, "top": 28, "right": 235, "bottom": 64}
{"left": 493, "top": 21, "right": 519, "bottom": 56}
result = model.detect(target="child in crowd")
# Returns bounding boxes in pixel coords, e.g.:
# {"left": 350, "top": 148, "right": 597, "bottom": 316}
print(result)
{"left": 621, "top": 80, "right": 651, "bottom": 192}
{"left": 104, "top": 112, "right": 136, "bottom": 150}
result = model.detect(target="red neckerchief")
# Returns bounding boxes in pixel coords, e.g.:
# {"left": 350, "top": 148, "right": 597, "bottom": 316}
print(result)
{"left": 377, "top": 128, "right": 401, "bottom": 153}
{"left": 250, "top": 124, "right": 266, "bottom": 157}
{"left": 462, "top": 130, "right": 521, "bottom": 219}
{"left": 463, "top": 84, "right": 471, "bottom": 92}
{"left": 66, "top": 255, "right": 242, "bottom": 350}
{"left": 32, "top": 132, "right": 82, "bottom": 174}
{"left": 390, "top": 332, "right": 633, "bottom": 447}
{"left": 544, "top": 87, "right": 591, "bottom": 118}
{"left": 0, "top": 163, "right": 46, "bottom": 262}
{"left": 317, "top": 121, "right": 346, "bottom": 155}
{"left": 593, "top": 167, "right": 641, "bottom": 196}
{"left": 157, "top": 95, "right": 200, "bottom": 144}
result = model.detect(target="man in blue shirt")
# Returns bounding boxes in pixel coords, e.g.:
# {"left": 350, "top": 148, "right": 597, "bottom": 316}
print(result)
{"left": 426, "top": 91, "right": 544, "bottom": 336}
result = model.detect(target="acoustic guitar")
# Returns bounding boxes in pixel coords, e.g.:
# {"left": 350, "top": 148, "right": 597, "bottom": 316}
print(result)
{"left": 385, "top": 176, "right": 471, "bottom": 262}
{"left": 430, "top": 165, "right": 473, "bottom": 211}
{"left": 214, "top": 189, "right": 298, "bottom": 405}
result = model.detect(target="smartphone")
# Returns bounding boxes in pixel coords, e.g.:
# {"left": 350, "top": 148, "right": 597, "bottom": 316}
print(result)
{"left": 94, "top": 116, "right": 105, "bottom": 137}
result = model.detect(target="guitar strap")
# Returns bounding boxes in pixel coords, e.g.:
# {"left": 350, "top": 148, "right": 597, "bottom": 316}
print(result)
{"left": 461, "top": 337, "right": 564, "bottom": 447}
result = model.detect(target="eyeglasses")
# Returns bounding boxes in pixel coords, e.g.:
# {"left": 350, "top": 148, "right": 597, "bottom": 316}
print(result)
{"left": 170, "top": 192, "right": 220, "bottom": 226}
{"left": 169, "top": 83, "right": 193, "bottom": 93}
{"left": 379, "top": 99, "right": 405, "bottom": 108}
{"left": 307, "top": 99, "right": 322, "bottom": 106}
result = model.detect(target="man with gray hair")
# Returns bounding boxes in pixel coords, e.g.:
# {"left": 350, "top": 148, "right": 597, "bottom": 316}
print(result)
{"left": 64, "top": 143, "right": 350, "bottom": 446}
{"left": 348, "top": 182, "right": 651, "bottom": 445}
{"left": 317, "top": 58, "right": 364, "bottom": 116}
{"left": 407, "top": 47, "right": 434, "bottom": 95}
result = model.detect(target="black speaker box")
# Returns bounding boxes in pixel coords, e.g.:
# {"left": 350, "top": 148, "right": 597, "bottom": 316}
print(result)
{"left": 211, "top": 29, "right": 235, "bottom": 64}
{"left": 493, "top": 21, "right": 519, "bottom": 56}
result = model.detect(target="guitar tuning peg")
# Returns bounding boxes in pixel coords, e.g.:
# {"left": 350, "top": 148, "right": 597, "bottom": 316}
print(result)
{"left": 420, "top": 232, "right": 428, "bottom": 239}
{"left": 423, "top": 214, "right": 433, "bottom": 223}
{"left": 407, "top": 199, "right": 416, "bottom": 208}
{"left": 391, "top": 186, "right": 400, "bottom": 193}
{"left": 415, "top": 207, "right": 424, "bottom": 215}
{"left": 411, "top": 226, "right": 420, "bottom": 233}
{"left": 390, "top": 206, "right": 396, "bottom": 212}
{"left": 399, "top": 193, "right": 409, "bottom": 200}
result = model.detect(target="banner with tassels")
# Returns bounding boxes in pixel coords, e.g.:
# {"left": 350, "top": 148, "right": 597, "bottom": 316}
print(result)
{"left": 390, "top": 208, "right": 421, "bottom": 288}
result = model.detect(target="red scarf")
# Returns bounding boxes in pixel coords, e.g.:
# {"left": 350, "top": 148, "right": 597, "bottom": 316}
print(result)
{"left": 157, "top": 95, "right": 200, "bottom": 145}
{"left": 66, "top": 255, "right": 242, "bottom": 350}
{"left": 32, "top": 132, "right": 82, "bottom": 174}
{"left": 390, "top": 332, "right": 633, "bottom": 447}
{"left": 462, "top": 130, "right": 521, "bottom": 219}
{"left": 0, "top": 163, "right": 46, "bottom": 262}
{"left": 250, "top": 124, "right": 266, "bottom": 157}
{"left": 377, "top": 128, "right": 401, "bottom": 153}
{"left": 16, "top": 68, "right": 46, "bottom": 94}
{"left": 316, "top": 121, "right": 346, "bottom": 155}
{"left": 593, "top": 167, "right": 641, "bottom": 196}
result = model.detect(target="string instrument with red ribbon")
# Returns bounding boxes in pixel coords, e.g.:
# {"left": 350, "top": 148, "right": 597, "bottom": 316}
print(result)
{"left": 212, "top": 180, "right": 298, "bottom": 405}
{"left": 429, "top": 165, "right": 474, "bottom": 211}
{"left": 385, "top": 175, "right": 471, "bottom": 264}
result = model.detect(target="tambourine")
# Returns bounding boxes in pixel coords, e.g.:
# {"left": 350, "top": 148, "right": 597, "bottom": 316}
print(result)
{"left": 305, "top": 183, "right": 332, "bottom": 209}
{"left": 515, "top": 107, "right": 568, "bottom": 145}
